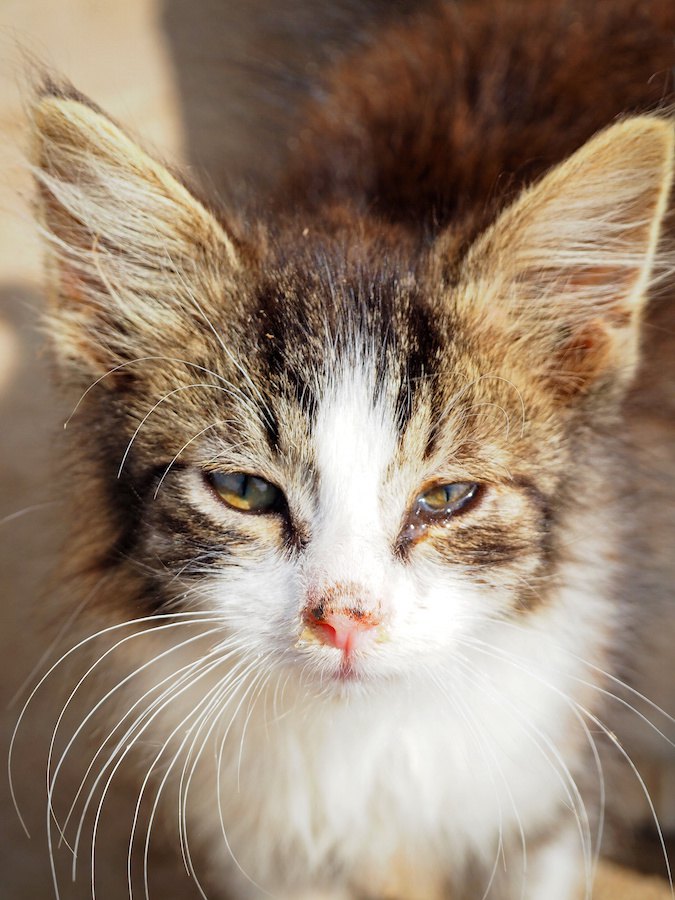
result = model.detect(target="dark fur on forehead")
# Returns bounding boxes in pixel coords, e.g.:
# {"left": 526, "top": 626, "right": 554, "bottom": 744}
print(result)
{"left": 240, "top": 219, "right": 445, "bottom": 439}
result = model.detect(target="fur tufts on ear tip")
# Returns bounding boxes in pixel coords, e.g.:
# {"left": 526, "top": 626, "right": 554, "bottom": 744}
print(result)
{"left": 585, "top": 114, "right": 674, "bottom": 168}
{"left": 451, "top": 114, "right": 675, "bottom": 399}
{"left": 31, "top": 83, "right": 240, "bottom": 268}
{"left": 31, "top": 76, "right": 243, "bottom": 379}
{"left": 34, "top": 94, "right": 120, "bottom": 149}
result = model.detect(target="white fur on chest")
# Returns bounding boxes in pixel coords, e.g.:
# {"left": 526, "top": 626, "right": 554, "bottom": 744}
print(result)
{"left": 181, "top": 365, "right": 619, "bottom": 897}
{"left": 190, "top": 595, "right": 609, "bottom": 898}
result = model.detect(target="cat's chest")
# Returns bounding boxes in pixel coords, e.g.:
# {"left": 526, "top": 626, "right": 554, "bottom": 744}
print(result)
{"left": 201, "top": 669, "right": 581, "bottom": 886}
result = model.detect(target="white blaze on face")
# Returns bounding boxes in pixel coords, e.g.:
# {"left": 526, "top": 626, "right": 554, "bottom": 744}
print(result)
{"left": 299, "top": 359, "right": 488, "bottom": 665}
{"left": 308, "top": 363, "right": 399, "bottom": 606}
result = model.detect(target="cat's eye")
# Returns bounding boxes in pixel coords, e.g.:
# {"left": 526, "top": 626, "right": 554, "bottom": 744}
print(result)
{"left": 415, "top": 482, "right": 479, "bottom": 517}
{"left": 207, "top": 471, "right": 283, "bottom": 514}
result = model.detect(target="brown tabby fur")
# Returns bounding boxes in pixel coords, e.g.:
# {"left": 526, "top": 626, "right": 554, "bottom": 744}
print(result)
{"left": 24, "top": 0, "right": 675, "bottom": 897}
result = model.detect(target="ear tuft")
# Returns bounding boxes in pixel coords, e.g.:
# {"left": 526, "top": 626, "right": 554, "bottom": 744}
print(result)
{"left": 32, "top": 86, "right": 241, "bottom": 378}
{"left": 455, "top": 115, "right": 674, "bottom": 399}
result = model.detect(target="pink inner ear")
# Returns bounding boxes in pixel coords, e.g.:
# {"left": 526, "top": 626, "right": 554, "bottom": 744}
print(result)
{"left": 551, "top": 319, "right": 617, "bottom": 400}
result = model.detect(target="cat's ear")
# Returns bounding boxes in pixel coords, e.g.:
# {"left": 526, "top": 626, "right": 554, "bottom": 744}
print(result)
{"left": 32, "top": 83, "right": 242, "bottom": 379}
{"left": 455, "top": 116, "right": 674, "bottom": 399}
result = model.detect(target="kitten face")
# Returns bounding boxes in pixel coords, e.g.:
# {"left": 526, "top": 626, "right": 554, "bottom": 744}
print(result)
{"left": 32, "top": 89, "right": 673, "bottom": 695}
{"left": 78, "top": 242, "right": 607, "bottom": 696}
{"left": 133, "top": 261, "right": 556, "bottom": 687}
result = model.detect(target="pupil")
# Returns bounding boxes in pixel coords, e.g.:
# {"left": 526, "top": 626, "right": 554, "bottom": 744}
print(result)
{"left": 247, "top": 476, "right": 268, "bottom": 501}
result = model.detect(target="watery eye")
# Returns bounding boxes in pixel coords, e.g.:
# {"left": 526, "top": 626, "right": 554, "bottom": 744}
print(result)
{"left": 416, "top": 482, "right": 479, "bottom": 516}
{"left": 207, "top": 471, "right": 283, "bottom": 513}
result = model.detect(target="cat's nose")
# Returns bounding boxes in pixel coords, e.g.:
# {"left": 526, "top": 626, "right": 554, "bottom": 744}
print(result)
{"left": 305, "top": 608, "right": 380, "bottom": 654}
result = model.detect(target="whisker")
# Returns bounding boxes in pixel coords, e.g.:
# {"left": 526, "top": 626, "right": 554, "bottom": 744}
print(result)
{"left": 54, "top": 626, "right": 224, "bottom": 849}
{"left": 463, "top": 633, "right": 673, "bottom": 897}
{"left": 153, "top": 420, "right": 234, "bottom": 499}
{"left": 7, "top": 591, "right": 92, "bottom": 713}
{"left": 237, "top": 662, "right": 274, "bottom": 792}
{"left": 46, "top": 620, "right": 223, "bottom": 838}
{"left": 580, "top": 706, "right": 674, "bottom": 898}
{"left": 55, "top": 635, "right": 235, "bottom": 895}
{"left": 490, "top": 617, "right": 675, "bottom": 740}
{"left": 9, "top": 606, "right": 220, "bottom": 837}
{"left": 455, "top": 638, "right": 596, "bottom": 894}
{"left": 0, "top": 500, "right": 60, "bottom": 529}
{"left": 176, "top": 661, "right": 267, "bottom": 900}
{"left": 86, "top": 647, "right": 244, "bottom": 899}
{"left": 137, "top": 652, "right": 264, "bottom": 899}
{"left": 117, "top": 383, "right": 251, "bottom": 478}
{"left": 134, "top": 655, "right": 253, "bottom": 900}
{"left": 421, "top": 660, "right": 513, "bottom": 900}
{"left": 214, "top": 663, "right": 275, "bottom": 899}
{"left": 63, "top": 356, "right": 244, "bottom": 428}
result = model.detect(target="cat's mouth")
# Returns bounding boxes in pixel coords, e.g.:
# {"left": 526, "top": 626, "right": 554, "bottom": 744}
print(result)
{"left": 296, "top": 624, "right": 377, "bottom": 683}
{"left": 336, "top": 657, "right": 359, "bottom": 681}
{"left": 324, "top": 645, "right": 390, "bottom": 687}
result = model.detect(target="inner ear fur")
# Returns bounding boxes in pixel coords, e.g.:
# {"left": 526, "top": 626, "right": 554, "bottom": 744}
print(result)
{"left": 32, "top": 83, "right": 241, "bottom": 378}
{"left": 454, "top": 115, "right": 674, "bottom": 399}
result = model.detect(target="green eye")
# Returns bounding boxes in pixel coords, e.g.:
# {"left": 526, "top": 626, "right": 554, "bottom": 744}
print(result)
{"left": 207, "top": 471, "right": 283, "bottom": 514}
{"left": 416, "top": 482, "right": 479, "bottom": 516}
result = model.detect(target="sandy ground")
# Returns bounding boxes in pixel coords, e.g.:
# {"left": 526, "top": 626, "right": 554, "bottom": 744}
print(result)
{"left": 0, "top": 1, "right": 671, "bottom": 898}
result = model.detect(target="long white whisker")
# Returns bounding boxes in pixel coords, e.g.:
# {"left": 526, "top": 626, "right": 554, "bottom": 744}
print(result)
{"left": 85, "top": 647, "right": 242, "bottom": 900}
{"left": 74, "top": 638, "right": 245, "bottom": 872}
{"left": 487, "top": 616, "right": 675, "bottom": 752}
{"left": 54, "top": 626, "right": 223, "bottom": 849}
{"left": 213, "top": 664, "right": 275, "bottom": 899}
{"left": 421, "top": 660, "right": 512, "bottom": 900}
{"left": 47, "top": 616, "right": 228, "bottom": 888}
{"left": 581, "top": 706, "right": 674, "bottom": 897}
{"left": 138, "top": 652, "right": 264, "bottom": 899}
{"left": 463, "top": 634, "right": 671, "bottom": 898}
{"left": 175, "top": 658, "right": 266, "bottom": 899}
{"left": 0, "top": 500, "right": 60, "bottom": 529}
{"left": 46, "top": 620, "right": 221, "bottom": 841}
{"left": 153, "top": 421, "right": 232, "bottom": 498}
{"left": 7, "top": 591, "right": 91, "bottom": 714}
{"left": 456, "top": 638, "right": 595, "bottom": 894}
{"left": 135, "top": 655, "right": 254, "bottom": 900}
{"left": 64, "top": 356, "right": 241, "bottom": 428}
{"left": 117, "top": 383, "right": 247, "bottom": 478}
{"left": 237, "top": 662, "right": 274, "bottom": 792}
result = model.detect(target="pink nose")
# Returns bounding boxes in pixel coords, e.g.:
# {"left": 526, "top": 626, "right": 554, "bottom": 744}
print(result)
{"left": 307, "top": 609, "right": 379, "bottom": 655}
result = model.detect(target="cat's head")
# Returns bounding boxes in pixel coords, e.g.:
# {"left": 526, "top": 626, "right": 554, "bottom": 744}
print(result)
{"left": 32, "top": 83, "right": 673, "bottom": 688}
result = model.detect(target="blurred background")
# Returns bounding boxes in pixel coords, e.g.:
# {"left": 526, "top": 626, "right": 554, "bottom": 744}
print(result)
{"left": 0, "top": 1, "right": 671, "bottom": 897}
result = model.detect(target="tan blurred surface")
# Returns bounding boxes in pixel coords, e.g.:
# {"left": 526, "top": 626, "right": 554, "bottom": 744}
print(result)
{"left": 0, "top": 1, "right": 671, "bottom": 898}
{"left": 592, "top": 862, "right": 671, "bottom": 900}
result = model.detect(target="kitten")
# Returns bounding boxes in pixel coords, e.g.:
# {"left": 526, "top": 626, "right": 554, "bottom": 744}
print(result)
{"left": 19, "top": 0, "right": 675, "bottom": 897}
